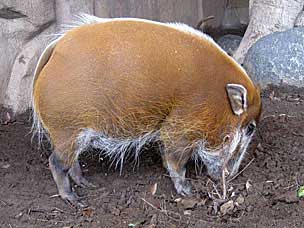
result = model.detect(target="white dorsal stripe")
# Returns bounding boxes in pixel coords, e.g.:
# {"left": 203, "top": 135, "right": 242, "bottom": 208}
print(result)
{"left": 68, "top": 14, "right": 249, "bottom": 79}
{"left": 34, "top": 13, "right": 251, "bottom": 99}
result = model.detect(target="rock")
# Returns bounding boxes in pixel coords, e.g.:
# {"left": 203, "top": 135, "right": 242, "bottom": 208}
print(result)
{"left": 111, "top": 207, "right": 121, "bottom": 216}
{"left": 183, "top": 210, "right": 192, "bottom": 216}
{"left": 235, "top": 195, "right": 245, "bottom": 205}
{"left": 4, "top": 33, "right": 54, "bottom": 113}
{"left": 217, "top": 34, "right": 242, "bottom": 56}
{"left": 295, "top": 11, "right": 304, "bottom": 27}
{"left": 180, "top": 197, "right": 201, "bottom": 209}
{"left": 2, "top": 164, "right": 10, "bottom": 169}
{"left": 0, "top": 0, "right": 56, "bottom": 113}
{"left": 220, "top": 200, "right": 234, "bottom": 215}
{"left": 246, "top": 205, "right": 254, "bottom": 212}
{"left": 243, "top": 27, "right": 304, "bottom": 87}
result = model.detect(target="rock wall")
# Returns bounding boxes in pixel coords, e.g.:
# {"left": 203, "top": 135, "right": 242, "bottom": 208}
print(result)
{"left": 0, "top": 0, "right": 56, "bottom": 113}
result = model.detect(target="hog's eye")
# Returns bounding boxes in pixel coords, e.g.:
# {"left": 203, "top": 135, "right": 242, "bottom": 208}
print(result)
{"left": 246, "top": 122, "right": 256, "bottom": 136}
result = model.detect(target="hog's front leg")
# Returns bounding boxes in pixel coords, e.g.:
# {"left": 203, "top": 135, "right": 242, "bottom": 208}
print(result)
{"left": 161, "top": 139, "right": 193, "bottom": 196}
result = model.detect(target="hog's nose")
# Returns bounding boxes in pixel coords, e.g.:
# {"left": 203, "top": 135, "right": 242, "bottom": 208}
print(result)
{"left": 207, "top": 167, "right": 222, "bottom": 180}
{"left": 207, "top": 166, "right": 232, "bottom": 181}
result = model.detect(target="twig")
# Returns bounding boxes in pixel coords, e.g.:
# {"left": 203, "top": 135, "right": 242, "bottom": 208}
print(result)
{"left": 292, "top": 132, "right": 304, "bottom": 137}
{"left": 141, "top": 197, "right": 159, "bottom": 211}
{"left": 49, "top": 194, "right": 60, "bottom": 198}
{"left": 227, "top": 158, "right": 255, "bottom": 183}
{"left": 283, "top": 184, "right": 295, "bottom": 190}
{"left": 212, "top": 183, "right": 222, "bottom": 200}
{"left": 262, "top": 113, "right": 296, "bottom": 121}
{"left": 222, "top": 169, "right": 227, "bottom": 200}
{"left": 196, "top": 16, "right": 215, "bottom": 29}
{"left": 140, "top": 197, "right": 181, "bottom": 222}
{"left": 35, "top": 218, "right": 65, "bottom": 223}
{"left": 52, "top": 207, "right": 65, "bottom": 213}
{"left": 0, "top": 199, "right": 8, "bottom": 206}
{"left": 28, "top": 208, "right": 47, "bottom": 215}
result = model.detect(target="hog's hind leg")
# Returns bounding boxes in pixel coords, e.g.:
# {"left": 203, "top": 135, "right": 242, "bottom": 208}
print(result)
{"left": 49, "top": 152, "right": 86, "bottom": 208}
{"left": 69, "top": 160, "right": 96, "bottom": 188}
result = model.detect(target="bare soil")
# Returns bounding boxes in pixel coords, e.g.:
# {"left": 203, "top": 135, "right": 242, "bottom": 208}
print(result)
{"left": 1, "top": 85, "right": 304, "bottom": 228}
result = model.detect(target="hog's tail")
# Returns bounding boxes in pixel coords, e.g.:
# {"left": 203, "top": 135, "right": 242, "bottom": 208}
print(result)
{"left": 31, "top": 38, "right": 61, "bottom": 147}
{"left": 31, "top": 14, "right": 108, "bottom": 147}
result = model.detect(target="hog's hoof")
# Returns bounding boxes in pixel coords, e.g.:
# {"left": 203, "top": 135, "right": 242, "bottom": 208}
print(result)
{"left": 61, "top": 192, "right": 87, "bottom": 209}
{"left": 175, "top": 181, "right": 192, "bottom": 196}
{"left": 72, "top": 176, "right": 96, "bottom": 189}
{"left": 69, "top": 162, "right": 96, "bottom": 189}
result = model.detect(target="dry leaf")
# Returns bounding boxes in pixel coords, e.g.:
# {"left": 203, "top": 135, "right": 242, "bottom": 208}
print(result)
{"left": 82, "top": 207, "right": 94, "bottom": 217}
{"left": 246, "top": 180, "right": 252, "bottom": 191}
{"left": 150, "top": 183, "right": 158, "bottom": 195}
{"left": 180, "top": 198, "right": 200, "bottom": 209}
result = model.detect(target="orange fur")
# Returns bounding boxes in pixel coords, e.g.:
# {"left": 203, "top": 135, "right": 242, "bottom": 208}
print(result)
{"left": 33, "top": 19, "right": 261, "bottom": 164}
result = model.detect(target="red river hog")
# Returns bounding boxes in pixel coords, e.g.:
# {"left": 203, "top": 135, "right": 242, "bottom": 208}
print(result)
{"left": 32, "top": 14, "right": 261, "bottom": 206}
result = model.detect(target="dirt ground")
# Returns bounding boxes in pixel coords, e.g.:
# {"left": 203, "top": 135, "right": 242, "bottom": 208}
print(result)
{"left": 1, "top": 85, "right": 304, "bottom": 228}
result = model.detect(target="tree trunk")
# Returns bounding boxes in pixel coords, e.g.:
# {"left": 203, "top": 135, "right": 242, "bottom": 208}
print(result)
{"left": 234, "top": 0, "right": 304, "bottom": 63}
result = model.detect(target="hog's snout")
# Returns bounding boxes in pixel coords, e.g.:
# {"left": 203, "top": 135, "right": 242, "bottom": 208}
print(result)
{"left": 204, "top": 157, "right": 238, "bottom": 181}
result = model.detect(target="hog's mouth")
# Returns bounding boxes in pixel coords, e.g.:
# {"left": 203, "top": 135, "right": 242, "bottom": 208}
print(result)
{"left": 192, "top": 127, "right": 253, "bottom": 181}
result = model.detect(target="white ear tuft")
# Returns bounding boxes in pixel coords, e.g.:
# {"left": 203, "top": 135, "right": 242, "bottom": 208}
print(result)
{"left": 226, "top": 84, "right": 248, "bottom": 116}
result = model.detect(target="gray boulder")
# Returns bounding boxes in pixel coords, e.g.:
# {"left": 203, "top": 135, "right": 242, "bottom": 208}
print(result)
{"left": 243, "top": 27, "right": 304, "bottom": 87}
{"left": 217, "top": 34, "right": 242, "bottom": 56}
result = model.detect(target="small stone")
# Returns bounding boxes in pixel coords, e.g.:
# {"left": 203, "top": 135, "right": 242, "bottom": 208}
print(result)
{"left": 237, "top": 184, "right": 245, "bottom": 191}
{"left": 174, "top": 198, "right": 182, "bottom": 203}
{"left": 111, "top": 208, "right": 120, "bottom": 216}
{"left": 236, "top": 195, "right": 245, "bottom": 205}
{"left": 246, "top": 180, "right": 253, "bottom": 193}
{"left": 2, "top": 164, "right": 10, "bottom": 169}
{"left": 149, "top": 183, "right": 158, "bottom": 195}
{"left": 220, "top": 200, "right": 234, "bottom": 215}
{"left": 180, "top": 198, "right": 200, "bottom": 209}
{"left": 256, "top": 143, "right": 264, "bottom": 152}
{"left": 246, "top": 205, "right": 254, "bottom": 212}
{"left": 183, "top": 210, "right": 191, "bottom": 216}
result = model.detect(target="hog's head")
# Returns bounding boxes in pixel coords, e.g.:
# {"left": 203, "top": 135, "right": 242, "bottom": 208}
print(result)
{"left": 195, "top": 83, "right": 262, "bottom": 180}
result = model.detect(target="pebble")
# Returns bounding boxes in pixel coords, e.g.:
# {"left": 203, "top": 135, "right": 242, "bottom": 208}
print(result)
{"left": 220, "top": 200, "right": 234, "bottom": 215}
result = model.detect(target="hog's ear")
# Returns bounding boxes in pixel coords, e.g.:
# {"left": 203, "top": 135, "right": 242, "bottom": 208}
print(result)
{"left": 226, "top": 84, "right": 247, "bottom": 116}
